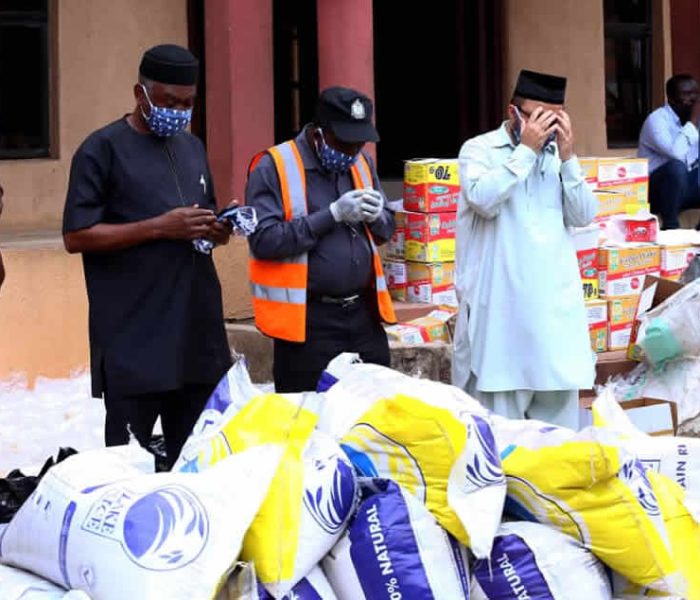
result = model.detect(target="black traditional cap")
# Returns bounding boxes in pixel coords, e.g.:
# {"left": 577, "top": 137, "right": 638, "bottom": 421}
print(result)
{"left": 139, "top": 44, "right": 199, "bottom": 86}
{"left": 315, "top": 86, "right": 379, "bottom": 143}
{"left": 513, "top": 69, "right": 567, "bottom": 104}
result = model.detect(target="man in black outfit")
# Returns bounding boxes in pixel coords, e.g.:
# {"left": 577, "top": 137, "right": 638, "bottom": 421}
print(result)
{"left": 63, "top": 44, "right": 232, "bottom": 467}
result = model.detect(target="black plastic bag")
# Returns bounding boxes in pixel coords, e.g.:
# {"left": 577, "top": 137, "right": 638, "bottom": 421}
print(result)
{"left": 681, "top": 254, "right": 700, "bottom": 284}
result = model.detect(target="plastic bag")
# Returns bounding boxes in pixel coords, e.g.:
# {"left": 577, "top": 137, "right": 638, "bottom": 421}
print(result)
{"left": 0, "top": 444, "right": 282, "bottom": 600}
{"left": 471, "top": 521, "right": 611, "bottom": 600}
{"left": 319, "top": 357, "right": 504, "bottom": 558}
{"left": 680, "top": 254, "right": 700, "bottom": 285}
{"left": 323, "top": 479, "right": 470, "bottom": 600}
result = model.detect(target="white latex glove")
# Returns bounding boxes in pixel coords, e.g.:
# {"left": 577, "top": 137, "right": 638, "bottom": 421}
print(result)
{"left": 329, "top": 190, "right": 364, "bottom": 223}
{"left": 360, "top": 189, "right": 384, "bottom": 223}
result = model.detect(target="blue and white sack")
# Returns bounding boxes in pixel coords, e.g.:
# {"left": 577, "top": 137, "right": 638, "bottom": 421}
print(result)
{"left": 323, "top": 479, "right": 470, "bottom": 600}
{"left": 471, "top": 522, "right": 612, "bottom": 600}
{"left": 0, "top": 445, "right": 282, "bottom": 600}
{"left": 257, "top": 565, "right": 337, "bottom": 600}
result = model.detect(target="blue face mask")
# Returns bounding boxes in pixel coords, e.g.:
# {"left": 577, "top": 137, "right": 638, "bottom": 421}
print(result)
{"left": 314, "top": 129, "right": 358, "bottom": 173}
{"left": 140, "top": 84, "right": 192, "bottom": 137}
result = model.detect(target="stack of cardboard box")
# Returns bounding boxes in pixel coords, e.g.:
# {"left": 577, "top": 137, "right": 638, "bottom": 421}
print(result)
{"left": 382, "top": 159, "right": 460, "bottom": 343}
{"left": 384, "top": 159, "right": 459, "bottom": 307}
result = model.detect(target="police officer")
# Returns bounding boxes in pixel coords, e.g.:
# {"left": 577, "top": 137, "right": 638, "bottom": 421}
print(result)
{"left": 63, "top": 44, "right": 232, "bottom": 466}
{"left": 246, "top": 87, "right": 397, "bottom": 392}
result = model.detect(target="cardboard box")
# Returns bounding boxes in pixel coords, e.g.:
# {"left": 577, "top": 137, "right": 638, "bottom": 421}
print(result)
{"left": 579, "top": 396, "right": 677, "bottom": 436}
{"left": 405, "top": 211, "right": 457, "bottom": 262}
{"left": 386, "top": 210, "right": 406, "bottom": 259}
{"left": 406, "top": 261, "right": 457, "bottom": 306}
{"left": 586, "top": 299, "right": 608, "bottom": 353}
{"left": 607, "top": 296, "right": 639, "bottom": 350}
{"left": 580, "top": 157, "right": 648, "bottom": 196}
{"left": 597, "top": 181, "right": 648, "bottom": 206}
{"left": 403, "top": 159, "right": 460, "bottom": 213}
{"left": 571, "top": 226, "right": 600, "bottom": 300}
{"left": 385, "top": 308, "right": 457, "bottom": 344}
{"left": 660, "top": 244, "right": 698, "bottom": 281}
{"left": 627, "top": 276, "right": 684, "bottom": 360}
{"left": 593, "top": 190, "right": 649, "bottom": 219}
{"left": 393, "top": 301, "right": 440, "bottom": 322}
{"left": 598, "top": 245, "right": 661, "bottom": 298}
{"left": 383, "top": 259, "right": 407, "bottom": 302}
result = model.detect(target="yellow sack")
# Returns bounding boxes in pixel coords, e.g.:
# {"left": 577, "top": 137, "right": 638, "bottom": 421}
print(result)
{"left": 494, "top": 416, "right": 681, "bottom": 592}
{"left": 322, "top": 360, "right": 506, "bottom": 559}
{"left": 176, "top": 393, "right": 358, "bottom": 598}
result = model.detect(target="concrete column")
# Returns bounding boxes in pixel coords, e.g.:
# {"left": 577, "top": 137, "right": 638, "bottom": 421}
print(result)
{"left": 204, "top": 0, "right": 275, "bottom": 205}
{"left": 670, "top": 0, "right": 700, "bottom": 81}
{"left": 316, "top": 0, "right": 377, "bottom": 159}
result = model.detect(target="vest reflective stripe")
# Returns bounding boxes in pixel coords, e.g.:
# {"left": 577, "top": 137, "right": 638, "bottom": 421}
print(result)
{"left": 249, "top": 143, "right": 396, "bottom": 342}
{"left": 268, "top": 142, "right": 307, "bottom": 220}
{"left": 251, "top": 283, "right": 306, "bottom": 305}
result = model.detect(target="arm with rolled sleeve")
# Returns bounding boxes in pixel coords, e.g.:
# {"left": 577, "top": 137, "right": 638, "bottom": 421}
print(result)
{"left": 459, "top": 137, "right": 537, "bottom": 219}
{"left": 642, "top": 111, "right": 698, "bottom": 165}
{"left": 561, "top": 156, "right": 597, "bottom": 227}
{"left": 365, "top": 153, "right": 395, "bottom": 244}
{"left": 246, "top": 155, "right": 337, "bottom": 260}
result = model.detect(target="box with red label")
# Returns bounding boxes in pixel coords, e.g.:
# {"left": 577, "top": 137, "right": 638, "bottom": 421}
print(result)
{"left": 405, "top": 211, "right": 457, "bottom": 262}
{"left": 403, "top": 159, "right": 460, "bottom": 213}
{"left": 383, "top": 258, "right": 407, "bottom": 301}
{"left": 579, "top": 157, "right": 649, "bottom": 205}
{"left": 660, "top": 244, "right": 698, "bottom": 281}
{"left": 406, "top": 261, "right": 457, "bottom": 306}
{"left": 386, "top": 209, "right": 406, "bottom": 259}
{"left": 607, "top": 296, "right": 639, "bottom": 350}
{"left": 586, "top": 299, "right": 608, "bottom": 352}
{"left": 571, "top": 226, "right": 600, "bottom": 300}
{"left": 598, "top": 245, "right": 661, "bottom": 298}
{"left": 385, "top": 307, "right": 457, "bottom": 344}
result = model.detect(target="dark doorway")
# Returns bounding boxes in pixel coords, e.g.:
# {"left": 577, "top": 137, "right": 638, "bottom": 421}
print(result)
{"left": 373, "top": 0, "right": 504, "bottom": 178}
{"left": 273, "top": 0, "right": 319, "bottom": 143}
{"left": 187, "top": 0, "right": 206, "bottom": 143}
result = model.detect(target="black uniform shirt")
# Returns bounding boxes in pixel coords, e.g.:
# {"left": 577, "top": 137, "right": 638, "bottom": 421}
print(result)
{"left": 245, "top": 126, "right": 395, "bottom": 297}
{"left": 63, "top": 117, "right": 232, "bottom": 398}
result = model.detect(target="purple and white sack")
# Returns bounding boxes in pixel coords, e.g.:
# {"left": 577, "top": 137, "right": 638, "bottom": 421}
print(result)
{"left": 471, "top": 522, "right": 612, "bottom": 600}
{"left": 257, "top": 566, "right": 337, "bottom": 600}
{"left": 323, "top": 479, "right": 470, "bottom": 600}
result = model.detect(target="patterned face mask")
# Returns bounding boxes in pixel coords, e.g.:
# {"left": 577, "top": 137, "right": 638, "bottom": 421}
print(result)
{"left": 140, "top": 84, "right": 192, "bottom": 137}
{"left": 314, "top": 129, "right": 358, "bottom": 173}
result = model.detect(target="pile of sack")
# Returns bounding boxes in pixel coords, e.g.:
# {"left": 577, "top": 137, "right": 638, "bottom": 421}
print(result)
{"left": 2, "top": 355, "right": 700, "bottom": 599}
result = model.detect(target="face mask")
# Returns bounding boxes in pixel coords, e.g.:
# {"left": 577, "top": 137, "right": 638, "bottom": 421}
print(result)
{"left": 314, "top": 129, "right": 358, "bottom": 173}
{"left": 140, "top": 84, "right": 192, "bottom": 137}
{"left": 512, "top": 106, "right": 556, "bottom": 148}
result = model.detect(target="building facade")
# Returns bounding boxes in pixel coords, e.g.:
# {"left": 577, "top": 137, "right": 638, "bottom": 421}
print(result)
{"left": 0, "top": 0, "right": 691, "bottom": 382}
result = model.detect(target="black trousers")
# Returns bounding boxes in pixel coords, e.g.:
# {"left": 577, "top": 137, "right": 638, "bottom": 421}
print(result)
{"left": 273, "top": 295, "right": 390, "bottom": 393}
{"left": 103, "top": 382, "right": 215, "bottom": 469}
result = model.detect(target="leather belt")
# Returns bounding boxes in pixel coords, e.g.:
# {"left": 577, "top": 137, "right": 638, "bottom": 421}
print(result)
{"left": 311, "top": 293, "right": 363, "bottom": 307}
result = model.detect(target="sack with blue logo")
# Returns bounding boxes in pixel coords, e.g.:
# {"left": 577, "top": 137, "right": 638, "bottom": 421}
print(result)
{"left": 323, "top": 478, "right": 470, "bottom": 600}
{"left": 174, "top": 389, "right": 357, "bottom": 598}
{"left": 0, "top": 444, "right": 283, "bottom": 600}
{"left": 493, "top": 416, "right": 685, "bottom": 594}
{"left": 470, "top": 521, "right": 611, "bottom": 600}
{"left": 317, "top": 358, "right": 505, "bottom": 559}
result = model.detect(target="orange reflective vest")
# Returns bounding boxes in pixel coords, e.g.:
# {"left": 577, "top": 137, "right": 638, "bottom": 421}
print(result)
{"left": 248, "top": 140, "right": 397, "bottom": 342}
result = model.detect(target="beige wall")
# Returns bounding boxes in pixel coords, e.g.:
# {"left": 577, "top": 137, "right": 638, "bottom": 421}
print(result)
{"left": 0, "top": 240, "right": 88, "bottom": 381}
{"left": 0, "top": 0, "right": 188, "bottom": 232}
{"left": 504, "top": 0, "right": 608, "bottom": 155}
{"left": 504, "top": 0, "right": 672, "bottom": 156}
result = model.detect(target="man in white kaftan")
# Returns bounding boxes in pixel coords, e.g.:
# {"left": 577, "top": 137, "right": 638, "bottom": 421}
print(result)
{"left": 452, "top": 69, "right": 596, "bottom": 429}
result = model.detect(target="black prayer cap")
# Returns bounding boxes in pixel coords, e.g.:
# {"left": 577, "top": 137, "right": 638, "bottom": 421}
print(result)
{"left": 139, "top": 44, "right": 199, "bottom": 86}
{"left": 315, "top": 86, "right": 380, "bottom": 143}
{"left": 513, "top": 69, "right": 567, "bottom": 104}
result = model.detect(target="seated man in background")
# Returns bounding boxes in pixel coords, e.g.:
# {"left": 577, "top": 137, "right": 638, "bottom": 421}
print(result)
{"left": 638, "top": 74, "right": 700, "bottom": 229}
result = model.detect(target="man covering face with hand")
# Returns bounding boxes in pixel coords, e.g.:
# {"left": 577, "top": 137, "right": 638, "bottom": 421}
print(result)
{"left": 452, "top": 69, "right": 597, "bottom": 429}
